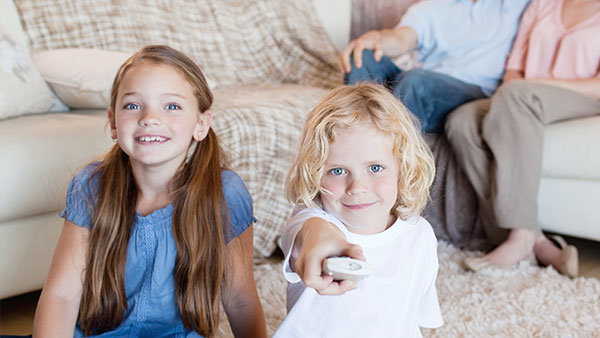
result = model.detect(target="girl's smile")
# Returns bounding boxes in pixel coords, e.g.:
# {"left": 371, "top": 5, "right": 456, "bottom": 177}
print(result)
{"left": 342, "top": 202, "right": 377, "bottom": 210}
{"left": 135, "top": 135, "right": 169, "bottom": 143}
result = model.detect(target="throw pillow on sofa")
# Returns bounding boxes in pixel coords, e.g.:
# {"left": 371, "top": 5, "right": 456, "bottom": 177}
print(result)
{"left": 33, "top": 49, "right": 132, "bottom": 109}
{"left": 0, "top": 29, "right": 67, "bottom": 120}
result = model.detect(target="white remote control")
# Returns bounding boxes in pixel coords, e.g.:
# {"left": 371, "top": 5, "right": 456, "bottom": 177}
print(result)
{"left": 322, "top": 257, "right": 373, "bottom": 281}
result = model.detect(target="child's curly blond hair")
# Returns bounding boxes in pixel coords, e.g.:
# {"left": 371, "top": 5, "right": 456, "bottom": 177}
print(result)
{"left": 286, "top": 83, "right": 435, "bottom": 219}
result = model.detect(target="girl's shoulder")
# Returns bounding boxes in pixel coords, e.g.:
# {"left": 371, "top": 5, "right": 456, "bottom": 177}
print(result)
{"left": 61, "top": 162, "right": 102, "bottom": 228}
{"left": 68, "top": 161, "right": 102, "bottom": 199}
{"left": 220, "top": 169, "right": 256, "bottom": 241}
{"left": 221, "top": 169, "right": 250, "bottom": 202}
{"left": 72, "top": 161, "right": 102, "bottom": 184}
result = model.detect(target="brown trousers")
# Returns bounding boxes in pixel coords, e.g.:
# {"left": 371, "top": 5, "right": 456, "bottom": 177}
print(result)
{"left": 445, "top": 81, "right": 600, "bottom": 244}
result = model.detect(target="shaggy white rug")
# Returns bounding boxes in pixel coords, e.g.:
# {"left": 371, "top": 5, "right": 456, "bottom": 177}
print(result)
{"left": 217, "top": 242, "right": 600, "bottom": 337}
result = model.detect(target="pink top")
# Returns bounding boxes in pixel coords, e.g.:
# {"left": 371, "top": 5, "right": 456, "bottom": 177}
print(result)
{"left": 506, "top": 0, "right": 600, "bottom": 80}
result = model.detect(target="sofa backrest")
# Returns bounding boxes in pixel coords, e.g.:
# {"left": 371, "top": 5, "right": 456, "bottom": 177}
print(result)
{"left": 14, "top": 0, "right": 341, "bottom": 89}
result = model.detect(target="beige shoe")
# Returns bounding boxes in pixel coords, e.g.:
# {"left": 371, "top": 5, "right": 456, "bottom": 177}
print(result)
{"left": 462, "top": 253, "right": 537, "bottom": 272}
{"left": 550, "top": 235, "right": 579, "bottom": 278}
{"left": 462, "top": 256, "right": 492, "bottom": 272}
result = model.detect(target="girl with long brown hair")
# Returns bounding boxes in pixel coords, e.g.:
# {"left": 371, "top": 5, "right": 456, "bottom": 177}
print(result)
{"left": 32, "top": 45, "right": 266, "bottom": 337}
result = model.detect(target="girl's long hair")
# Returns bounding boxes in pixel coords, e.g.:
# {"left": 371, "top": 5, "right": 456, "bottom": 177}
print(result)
{"left": 78, "top": 45, "right": 227, "bottom": 336}
{"left": 286, "top": 83, "right": 435, "bottom": 219}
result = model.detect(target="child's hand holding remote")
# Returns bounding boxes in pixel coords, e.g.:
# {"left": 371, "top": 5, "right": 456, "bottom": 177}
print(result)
{"left": 293, "top": 217, "right": 365, "bottom": 295}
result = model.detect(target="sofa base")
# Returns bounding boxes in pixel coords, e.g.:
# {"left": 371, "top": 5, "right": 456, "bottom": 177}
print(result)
{"left": 538, "top": 177, "right": 600, "bottom": 241}
{"left": 0, "top": 213, "right": 63, "bottom": 299}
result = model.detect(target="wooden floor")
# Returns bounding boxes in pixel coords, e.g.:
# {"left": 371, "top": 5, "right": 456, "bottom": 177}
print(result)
{"left": 1, "top": 235, "right": 599, "bottom": 335}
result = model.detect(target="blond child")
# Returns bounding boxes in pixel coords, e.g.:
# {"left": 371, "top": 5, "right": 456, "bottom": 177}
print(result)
{"left": 275, "top": 83, "right": 443, "bottom": 337}
{"left": 33, "top": 45, "right": 266, "bottom": 337}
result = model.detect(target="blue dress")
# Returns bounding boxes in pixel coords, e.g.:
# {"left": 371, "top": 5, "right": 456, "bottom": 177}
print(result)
{"left": 60, "top": 162, "right": 256, "bottom": 337}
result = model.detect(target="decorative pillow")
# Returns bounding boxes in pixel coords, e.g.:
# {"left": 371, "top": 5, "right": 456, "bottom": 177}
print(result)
{"left": 0, "top": 29, "right": 67, "bottom": 120}
{"left": 33, "top": 49, "right": 132, "bottom": 109}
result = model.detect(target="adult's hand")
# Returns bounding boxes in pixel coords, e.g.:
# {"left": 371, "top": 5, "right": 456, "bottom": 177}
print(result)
{"left": 502, "top": 69, "right": 524, "bottom": 83}
{"left": 293, "top": 217, "right": 365, "bottom": 295}
{"left": 339, "top": 26, "right": 418, "bottom": 74}
{"left": 340, "top": 31, "right": 384, "bottom": 73}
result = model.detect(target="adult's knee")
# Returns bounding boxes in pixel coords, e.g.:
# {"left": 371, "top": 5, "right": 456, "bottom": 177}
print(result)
{"left": 482, "top": 81, "right": 536, "bottom": 135}
{"left": 445, "top": 101, "right": 486, "bottom": 151}
{"left": 492, "top": 81, "right": 532, "bottom": 106}
{"left": 393, "top": 69, "right": 436, "bottom": 102}
{"left": 396, "top": 69, "right": 429, "bottom": 87}
{"left": 346, "top": 50, "right": 378, "bottom": 79}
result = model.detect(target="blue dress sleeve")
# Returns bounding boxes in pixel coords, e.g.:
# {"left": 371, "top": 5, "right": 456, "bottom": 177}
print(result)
{"left": 221, "top": 170, "right": 256, "bottom": 243}
{"left": 59, "top": 162, "right": 101, "bottom": 229}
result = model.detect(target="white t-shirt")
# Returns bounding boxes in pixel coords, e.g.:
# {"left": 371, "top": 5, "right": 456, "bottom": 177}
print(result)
{"left": 275, "top": 207, "right": 443, "bottom": 338}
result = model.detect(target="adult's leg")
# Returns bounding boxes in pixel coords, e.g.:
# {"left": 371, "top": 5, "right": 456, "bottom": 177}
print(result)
{"left": 483, "top": 81, "right": 600, "bottom": 232}
{"left": 480, "top": 81, "right": 600, "bottom": 267}
{"left": 344, "top": 49, "right": 402, "bottom": 87}
{"left": 445, "top": 99, "right": 492, "bottom": 200}
{"left": 392, "top": 69, "right": 486, "bottom": 133}
{"left": 445, "top": 99, "right": 508, "bottom": 245}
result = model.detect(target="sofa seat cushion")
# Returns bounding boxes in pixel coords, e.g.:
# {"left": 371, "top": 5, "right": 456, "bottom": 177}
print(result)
{"left": 542, "top": 115, "right": 600, "bottom": 180}
{"left": 0, "top": 109, "right": 112, "bottom": 223}
{"left": 211, "top": 84, "right": 329, "bottom": 256}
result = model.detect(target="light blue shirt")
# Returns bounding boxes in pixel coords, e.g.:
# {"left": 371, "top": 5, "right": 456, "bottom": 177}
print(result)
{"left": 61, "top": 162, "right": 256, "bottom": 337}
{"left": 399, "top": 0, "right": 531, "bottom": 95}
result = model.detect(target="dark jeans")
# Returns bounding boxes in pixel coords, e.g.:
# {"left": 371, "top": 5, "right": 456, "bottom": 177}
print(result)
{"left": 344, "top": 50, "right": 486, "bottom": 133}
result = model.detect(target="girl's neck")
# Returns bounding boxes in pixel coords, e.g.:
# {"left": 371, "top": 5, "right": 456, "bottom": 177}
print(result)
{"left": 130, "top": 161, "right": 180, "bottom": 216}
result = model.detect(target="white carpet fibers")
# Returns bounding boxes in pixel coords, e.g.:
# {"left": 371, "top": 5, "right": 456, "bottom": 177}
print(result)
{"left": 217, "top": 242, "right": 600, "bottom": 337}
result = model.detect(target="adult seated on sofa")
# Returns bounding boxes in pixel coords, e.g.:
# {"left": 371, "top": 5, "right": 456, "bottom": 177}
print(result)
{"left": 446, "top": 0, "right": 600, "bottom": 277}
{"left": 340, "top": 0, "right": 530, "bottom": 133}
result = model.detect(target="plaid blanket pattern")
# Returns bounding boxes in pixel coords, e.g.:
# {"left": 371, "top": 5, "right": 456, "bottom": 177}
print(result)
{"left": 212, "top": 85, "right": 328, "bottom": 256}
{"left": 14, "top": 0, "right": 341, "bottom": 89}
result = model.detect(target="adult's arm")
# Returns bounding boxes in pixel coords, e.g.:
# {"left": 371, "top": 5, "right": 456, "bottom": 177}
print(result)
{"left": 221, "top": 226, "right": 267, "bottom": 338}
{"left": 33, "top": 221, "right": 88, "bottom": 338}
{"left": 339, "top": 26, "right": 418, "bottom": 73}
{"left": 505, "top": 0, "right": 542, "bottom": 74}
{"left": 289, "top": 217, "right": 365, "bottom": 295}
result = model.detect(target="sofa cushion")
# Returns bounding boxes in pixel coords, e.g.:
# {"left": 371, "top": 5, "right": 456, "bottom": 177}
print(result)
{"left": 15, "top": 0, "right": 341, "bottom": 90}
{"left": 542, "top": 115, "right": 600, "bottom": 180}
{"left": 0, "top": 28, "right": 67, "bottom": 120}
{"left": 211, "top": 84, "right": 328, "bottom": 256}
{"left": 0, "top": 109, "right": 112, "bottom": 223}
{"left": 32, "top": 49, "right": 132, "bottom": 109}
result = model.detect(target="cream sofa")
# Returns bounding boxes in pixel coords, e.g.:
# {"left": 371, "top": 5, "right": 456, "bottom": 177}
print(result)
{"left": 1, "top": 0, "right": 599, "bottom": 305}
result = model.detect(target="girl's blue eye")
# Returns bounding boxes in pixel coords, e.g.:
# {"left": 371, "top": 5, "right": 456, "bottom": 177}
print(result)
{"left": 166, "top": 103, "right": 180, "bottom": 110}
{"left": 124, "top": 103, "right": 140, "bottom": 110}
{"left": 369, "top": 164, "right": 383, "bottom": 173}
{"left": 331, "top": 168, "right": 346, "bottom": 176}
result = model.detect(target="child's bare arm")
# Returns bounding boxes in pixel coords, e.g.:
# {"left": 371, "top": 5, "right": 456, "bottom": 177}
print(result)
{"left": 292, "top": 217, "right": 365, "bottom": 295}
{"left": 222, "top": 226, "right": 267, "bottom": 338}
{"left": 33, "top": 220, "right": 88, "bottom": 337}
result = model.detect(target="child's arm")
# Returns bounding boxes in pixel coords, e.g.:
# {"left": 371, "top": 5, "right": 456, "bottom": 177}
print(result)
{"left": 221, "top": 226, "right": 267, "bottom": 338}
{"left": 33, "top": 220, "right": 88, "bottom": 337}
{"left": 290, "top": 217, "right": 365, "bottom": 295}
